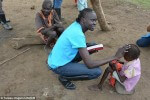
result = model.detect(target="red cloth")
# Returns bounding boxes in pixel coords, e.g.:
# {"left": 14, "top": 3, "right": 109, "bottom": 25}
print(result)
{"left": 109, "top": 60, "right": 123, "bottom": 87}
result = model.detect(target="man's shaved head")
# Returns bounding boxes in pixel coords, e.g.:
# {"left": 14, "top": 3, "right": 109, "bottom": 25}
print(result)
{"left": 42, "top": 0, "right": 52, "bottom": 9}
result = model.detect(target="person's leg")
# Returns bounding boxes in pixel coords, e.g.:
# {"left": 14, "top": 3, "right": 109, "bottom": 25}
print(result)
{"left": 0, "top": 14, "right": 6, "bottom": 24}
{"left": 0, "top": 0, "right": 12, "bottom": 30}
{"left": 0, "top": 0, "right": 5, "bottom": 23}
{"left": 88, "top": 66, "right": 113, "bottom": 91}
{"left": 53, "top": 0, "right": 63, "bottom": 20}
{"left": 53, "top": 0, "right": 63, "bottom": 8}
{"left": 112, "top": 71, "right": 135, "bottom": 94}
{"left": 115, "top": 81, "right": 135, "bottom": 95}
{"left": 52, "top": 62, "right": 101, "bottom": 90}
{"left": 98, "top": 67, "right": 113, "bottom": 90}
{"left": 54, "top": 8, "right": 61, "bottom": 20}
{"left": 55, "top": 27, "right": 64, "bottom": 37}
{"left": 53, "top": 62, "right": 101, "bottom": 79}
{"left": 136, "top": 37, "right": 150, "bottom": 47}
{"left": 0, "top": 14, "right": 12, "bottom": 30}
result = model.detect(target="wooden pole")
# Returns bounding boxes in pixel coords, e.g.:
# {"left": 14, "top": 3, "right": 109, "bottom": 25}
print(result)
{"left": 90, "top": 0, "right": 110, "bottom": 31}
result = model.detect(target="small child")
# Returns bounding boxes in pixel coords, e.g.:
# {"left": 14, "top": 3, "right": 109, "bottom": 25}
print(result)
{"left": 77, "top": 0, "right": 88, "bottom": 12}
{"left": 98, "top": 44, "right": 141, "bottom": 95}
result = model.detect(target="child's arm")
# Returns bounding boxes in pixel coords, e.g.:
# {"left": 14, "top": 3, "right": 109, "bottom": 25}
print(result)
{"left": 111, "top": 63, "right": 127, "bottom": 83}
{"left": 116, "top": 70, "right": 127, "bottom": 83}
{"left": 118, "top": 60, "right": 124, "bottom": 64}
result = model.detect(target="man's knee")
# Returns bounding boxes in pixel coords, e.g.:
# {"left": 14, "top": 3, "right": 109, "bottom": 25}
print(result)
{"left": 57, "top": 27, "right": 64, "bottom": 33}
{"left": 48, "top": 31, "right": 57, "bottom": 38}
{"left": 89, "top": 68, "right": 102, "bottom": 79}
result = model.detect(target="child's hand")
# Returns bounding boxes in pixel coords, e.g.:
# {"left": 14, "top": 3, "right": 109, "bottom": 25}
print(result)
{"left": 109, "top": 62, "right": 117, "bottom": 71}
{"left": 111, "top": 64, "right": 117, "bottom": 71}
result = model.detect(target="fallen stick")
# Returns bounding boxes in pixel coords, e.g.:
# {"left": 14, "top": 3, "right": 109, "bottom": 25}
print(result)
{"left": 0, "top": 36, "right": 12, "bottom": 38}
{"left": 0, "top": 48, "right": 30, "bottom": 66}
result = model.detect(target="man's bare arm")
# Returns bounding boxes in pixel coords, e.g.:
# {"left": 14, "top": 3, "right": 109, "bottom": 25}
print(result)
{"left": 79, "top": 48, "right": 117, "bottom": 68}
{"left": 40, "top": 26, "right": 55, "bottom": 36}
{"left": 79, "top": 45, "right": 129, "bottom": 68}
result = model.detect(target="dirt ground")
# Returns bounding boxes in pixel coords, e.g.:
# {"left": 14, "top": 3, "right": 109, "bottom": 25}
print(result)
{"left": 0, "top": 0, "right": 150, "bottom": 100}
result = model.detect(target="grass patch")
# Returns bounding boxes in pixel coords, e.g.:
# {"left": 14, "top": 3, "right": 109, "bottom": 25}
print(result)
{"left": 127, "top": 0, "right": 150, "bottom": 8}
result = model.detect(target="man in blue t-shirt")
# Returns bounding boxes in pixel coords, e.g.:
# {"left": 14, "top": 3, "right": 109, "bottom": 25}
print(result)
{"left": 48, "top": 8, "right": 129, "bottom": 90}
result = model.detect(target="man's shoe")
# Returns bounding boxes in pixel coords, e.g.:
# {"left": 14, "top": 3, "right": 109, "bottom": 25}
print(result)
{"left": 58, "top": 76, "right": 76, "bottom": 90}
{"left": 1, "top": 22, "right": 13, "bottom": 30}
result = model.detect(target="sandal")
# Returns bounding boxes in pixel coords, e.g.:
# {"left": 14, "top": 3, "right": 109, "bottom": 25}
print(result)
{"left": 59, "top": 76, "right": 76, "bottom": 90}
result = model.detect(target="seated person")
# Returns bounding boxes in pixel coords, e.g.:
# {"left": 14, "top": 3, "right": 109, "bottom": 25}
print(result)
{"left": 35, "top": 0, "right": 64, "bottom": 48}
{"left": 97, "top": 44, "right": 141, "bottom": 95}
{"left": 0, "top": 0, "right": 12, "bottom": 30}
{"left": 136, "top": 25, "right": 150, "bottom": 47}
{"left": 11, "top": 0, "right": 64, "bottom": 50}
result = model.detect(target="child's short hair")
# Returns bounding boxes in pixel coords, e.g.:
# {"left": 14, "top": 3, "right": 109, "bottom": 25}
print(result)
{"left": 124, "top": 44, "right": 140, "bottom": 61}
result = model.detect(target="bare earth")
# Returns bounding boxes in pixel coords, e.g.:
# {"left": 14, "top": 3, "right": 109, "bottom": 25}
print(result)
{"left": 0, "top": 0, "right": 150, "bottom": 100}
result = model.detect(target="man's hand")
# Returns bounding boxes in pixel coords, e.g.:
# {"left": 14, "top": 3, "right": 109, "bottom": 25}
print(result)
{"left": 54, "top": 23, "right": 63, "bottom": 28}
{"left": 88, "top": 49, "right": 98, "bottom": 54}
{"left": 115, "top": 44, "right": 131, "bottom": 59}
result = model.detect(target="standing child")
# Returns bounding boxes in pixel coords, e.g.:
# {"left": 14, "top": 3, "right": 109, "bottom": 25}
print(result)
{"left": 77, "top": 0, "right": 88, "bottom": 12}
{"left": 98, "top": 44, "right": 141, "bottom": 95}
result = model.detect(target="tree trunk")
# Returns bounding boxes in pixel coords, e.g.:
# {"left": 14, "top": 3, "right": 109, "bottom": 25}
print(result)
{"left": 10, "top": 35, "right": 45, "bottom": 49}
{"left": 90, "top": 0, "right": 110, "bottom": 31}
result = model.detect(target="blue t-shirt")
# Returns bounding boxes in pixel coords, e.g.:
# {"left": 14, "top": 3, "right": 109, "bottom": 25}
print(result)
{"left": 142, "top": 32, "right": 150, "bottom": 38}
{"left": 48, "top": 21, "right": 86, "bottom": 69}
